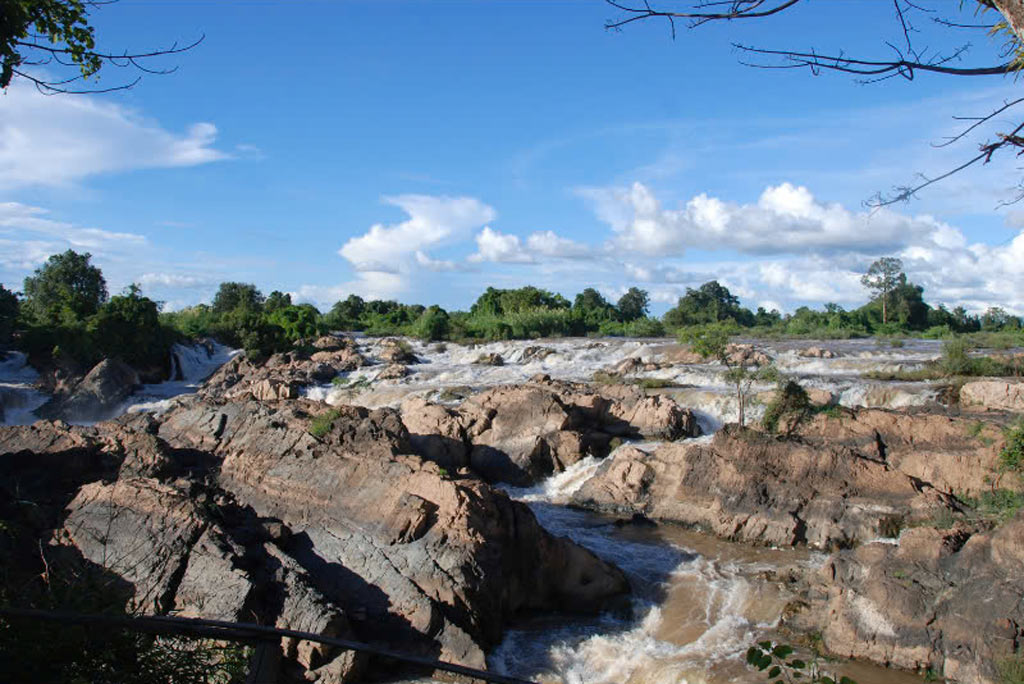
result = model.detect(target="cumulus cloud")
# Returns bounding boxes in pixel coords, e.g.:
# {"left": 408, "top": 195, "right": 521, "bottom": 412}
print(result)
{"left": 580, "top": 182, "right": 942, "bottom": 257}
{"left": 468, "top": 227, "right": 535, "bottom": 264}
{"left": 0, "top": 82, "right": 228, "bottom": 188}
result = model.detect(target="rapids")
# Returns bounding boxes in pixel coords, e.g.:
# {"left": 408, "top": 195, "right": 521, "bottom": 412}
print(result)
{"left": 307, "top": 336, "right": 947, "bottom": 430}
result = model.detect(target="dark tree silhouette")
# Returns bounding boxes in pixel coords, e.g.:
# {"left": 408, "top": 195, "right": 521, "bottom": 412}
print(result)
{"left": 1, "top": 0, "right": 202, "bottom": 94}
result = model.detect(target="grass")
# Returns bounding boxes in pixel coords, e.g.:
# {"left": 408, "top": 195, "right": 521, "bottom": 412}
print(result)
{"left": 998, "top": 420, "right": 1024, "bottom": 477}
{"left": 998, "top": 655, "right": 1024, "bottom": 684}
{"left": 591, "top": 371, "right": 677, "bottom": 390}
{"left": 309, "top": 408, "right": 342, "bottom": 438}
{"left": 960, "top": 490, "right": 1024, "bottom": 525}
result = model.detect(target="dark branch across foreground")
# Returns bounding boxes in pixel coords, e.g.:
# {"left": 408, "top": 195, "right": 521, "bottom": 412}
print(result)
{"left": 1, "top": 608, "right": 540, "bottom": 684}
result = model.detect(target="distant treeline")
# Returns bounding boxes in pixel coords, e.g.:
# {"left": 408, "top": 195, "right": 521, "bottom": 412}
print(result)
{"left": 2, "top": 250, "right": 1022, "bottom": 373}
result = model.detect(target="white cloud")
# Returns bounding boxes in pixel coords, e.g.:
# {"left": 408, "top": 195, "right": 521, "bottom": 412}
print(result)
{"left": 0, "top": 81, "right": 228, "bottom": 188}
{"left": 525, "top": 230, "right": 592, "bottom": 258}
{"left": 468, "top": 227, "right": 534, "bottom": 264}
{"left": 339, "top": 194, "right": 496, "bottom": 271}
{"left": 137, "top": 272, "right": 216, "bottom": 289}
{"left": 580, "top": 182, "right": 942, "bottom": 257}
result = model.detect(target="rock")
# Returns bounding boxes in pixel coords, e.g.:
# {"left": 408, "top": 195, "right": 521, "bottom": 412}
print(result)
{"left": 520, "top": 346, "right": 555, "bottom": 363}
{"left": 756, "top": 386, "right": 836, "bottom": 408}
{"left": 36, "top": 358, "right": 139, "bottom": 422}
{"left": 809, "top": 514, "right": 1024, "bottom": 684}
{"left": 59, "top": 477, "right": 207, "bottom": 614}
{"left": 251, "top": 378, "right": 300, "bottom": 401}
{"left": 473, "top": 352, "right": 504, "bottom": 366}
{"left": 960, "top": 379, "right": 1024, "bottom": 412}
{"left": 402, "top": 380, "right": 698, "bottom": 484}
{"left": 311, "top": 335, "right": 351, "bottom": 352}
{"left": 157, "top": 397, "right": 629, "bottom": 659}
{"left": 376, "top": 364, "right": 408, "bottom": 380}
{"left": 799, "top": 346, "right": 838, "bottom": 359}
{"left": 377, "top": 339, "right": 418, "bottom": 365}
{"left": 309, "top": 347, "right": 366, "bottom": 372}
{"left": 400, "top": 396, "right": 471, "bottom": 471}
{"left": 658, "top": 345, "right": 705, "bottom": 365}
{"left": 725, "top": 343, "right": 772, "bottom": 367}
{"left": 573, "top": 422, "right": 957, "bottom": 549}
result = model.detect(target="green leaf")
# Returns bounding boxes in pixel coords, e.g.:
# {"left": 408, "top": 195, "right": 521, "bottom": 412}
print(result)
{"left": 768, "top": 666, "right": 782, "bottom": 678}
{"left": 790, "top": 659, "right": 807, "bottom": 670}
{"left": 773, "top": 645, "right": 794, "bottom": 659}
{"left": 759, "top": 641, "right": 774, "bottom": 651}
{"left": 821, "top": 677, "right": 835, "bottom": 684}
{"left": 839, "top": 677, "right": 857, "bottom": 684}
{"left": 747, "top": 647, "right": 760, "bottom": 665}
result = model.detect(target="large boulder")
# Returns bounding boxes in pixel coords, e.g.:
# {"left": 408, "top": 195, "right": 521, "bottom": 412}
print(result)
{"left": 36, "top": 358, "right": 139, "bottom": 422}
{"left": 960, "top": 379, "right": 1024, "bottom": 412}
{"left": 401, "top": 380, "right": 699, "bottom": 485}
{"left": 573, "top": 420, "right": 958, "bottom": 549}
{"left": 156, "top": 397, "right": 629, "bottom": 663}
{"left": 805, "top": 515, "right": 1024, "bottom": 684}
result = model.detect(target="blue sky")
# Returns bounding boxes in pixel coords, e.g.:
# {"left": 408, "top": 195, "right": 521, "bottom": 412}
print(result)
{"left": 2, "top": 0, "right": 1023, "bottom": 315}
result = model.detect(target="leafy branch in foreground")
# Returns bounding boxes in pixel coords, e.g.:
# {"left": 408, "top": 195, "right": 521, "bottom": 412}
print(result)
{"left": 747, "top": 641, "right": 856, "bottom": 684}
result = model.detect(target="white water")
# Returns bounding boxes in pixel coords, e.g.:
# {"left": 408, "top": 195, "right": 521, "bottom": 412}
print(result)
{"left": 0, "top": 351, "right": 49, "bottom": 426}
{"left": 492, "top": 459, "right": 818, "bottom": 684}
{"left": 0, "top": 342, "right": 238, "bottom": 425}
{"left": 305, "top": 336, "right": 947, "bottom": 431}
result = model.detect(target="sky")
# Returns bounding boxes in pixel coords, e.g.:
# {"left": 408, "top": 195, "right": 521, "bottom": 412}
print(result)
{"left": 2, "top": 0, "right": 1024, "bottom": 316}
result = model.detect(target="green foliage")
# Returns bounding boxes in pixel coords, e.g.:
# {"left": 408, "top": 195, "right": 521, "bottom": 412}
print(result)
{"left": 265, "top": 304, "right": 322, "bottom": 341}
{"left": 678, "top": 322, "right": 732, "bottom": 360}
{"left": 87, "top": 285, "right": 176, "bottom": 370}
{"left": 0, "top": 0, "right": 101, "bottom": 89}
{"left": 410, "top": 305, "right": 450, "bottom": 341}
{"left": 960, "top": 489, "right": 1024, "bottom": 525}
{"left": 747, "top": 640, "right": 856, "bottom": 684}
{"left": 624, "top": 316, "right": 665, "bottom": 337}
{"left": 309, "top": 408, "right": 343, "bottom": 438}
{"left": 664, "top": 280, "right": 753, "bottom": 329}
{"left": 23, "top": 249, "right": 107, "bottom": 326}
{"left": 0, "top": 283, "right": 18, "bottom": 344}
{"left": 263, "top": 290, "right": 292, "bottom": 312}
{"left": 762, "top": 379, "right": 812, "bottom": 435}
{"left": 997, "top": 654, "right": 1024, "bottom": 684}
{"left": 998, "top": 420, "right": 1024, "bottom": 478}
{"left": 617, "top": 287, "right": 650, "bottom": 322}
{"left": 211, "top": 282, "right": 263, "bottom": 315}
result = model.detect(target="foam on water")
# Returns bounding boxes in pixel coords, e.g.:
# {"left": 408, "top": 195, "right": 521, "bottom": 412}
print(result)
{"left": 0, "top": 351, "right": 49, "bottom": 426}
{"left": 118, "top": 341, "right": 239, "bottom": 417}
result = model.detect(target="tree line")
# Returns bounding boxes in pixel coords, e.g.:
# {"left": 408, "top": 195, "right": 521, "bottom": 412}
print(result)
{"left": 1, "top": 251, "right": 1020, "bottom": 376}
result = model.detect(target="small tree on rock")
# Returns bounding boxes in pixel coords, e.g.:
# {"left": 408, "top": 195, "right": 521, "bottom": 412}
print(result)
{"left": 682, "top": 323, "right": 777, "bottom": 427}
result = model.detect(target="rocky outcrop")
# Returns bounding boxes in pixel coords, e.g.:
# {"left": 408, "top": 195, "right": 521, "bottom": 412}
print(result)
{"left": 472, "top": 353, "right": 504, "bottom": 366}
{"left": 572, "top": 409, "right": 1000, "bottom": 548}
{"left": 376, "top": 339, "right": 419, "bottom": 365}
{"left": 960, "top": 379, "right": 1024, "bottom": 412}
{"left": 375, "top": 364, "right": 409, "bottom": 380}
{"left": 520, "top": 346, "right": 555, "bottom": 363}
{"left": 400, "top": 378, "right": 699, "bottom": 485}
{"left": 799, "top": 346, "right": 838, "bottom": 359}
{"left": 36, "top": 358, "right": 139, "bottom": 422}
{"left": 801, "top": 515, "right": 1024, "bottom": 684}
{"left": 201, "top": 347, "right": 364, "bottom": 401}
{"left": 2, "top": 395, "right": 629, "bottom": 681}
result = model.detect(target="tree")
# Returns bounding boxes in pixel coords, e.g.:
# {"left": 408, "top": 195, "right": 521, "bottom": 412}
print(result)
{"left": 663, "top": 280, "right": 753, "bottom": 328}
{"left": 617, "top": 287, "right": 650, "bottom": 322}
{"left": 23, "top": 249, "right": 107, "bottom": 325}
{"left": 264, "top": 290, "right": 293, "bottom": 312}
{"left": 1, "top": 0, "right": 202, "bottom": 94}
{"left": 604, "top": 0, "right": 1024, "bottom": 203}
{"left": 211, "top": 282, "right": 264, "bottom": 315}
{"left": 860, "top": 257, "right": 903, "bottom": 325}
{"left": 0, "top": 284, "right": 19, "bottom": 344}
{"left": 573, "top": 287, "right": 616, "bottom": 325}
{"left": 88, "top": 284, "right": 172, "bottom": 370}
{"left": 681, "top": 322, "right": 776, "bottom": 426}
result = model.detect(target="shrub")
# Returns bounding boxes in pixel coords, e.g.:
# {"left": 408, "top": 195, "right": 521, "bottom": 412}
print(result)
{"left": 999, "top": 420, "right": 1024, "bottom": 479}
{"left": 762, "top": 380, "right": 811, "bottom": 435}
{"left": 309, "top": 408, "right": 343, "bottom": 438}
